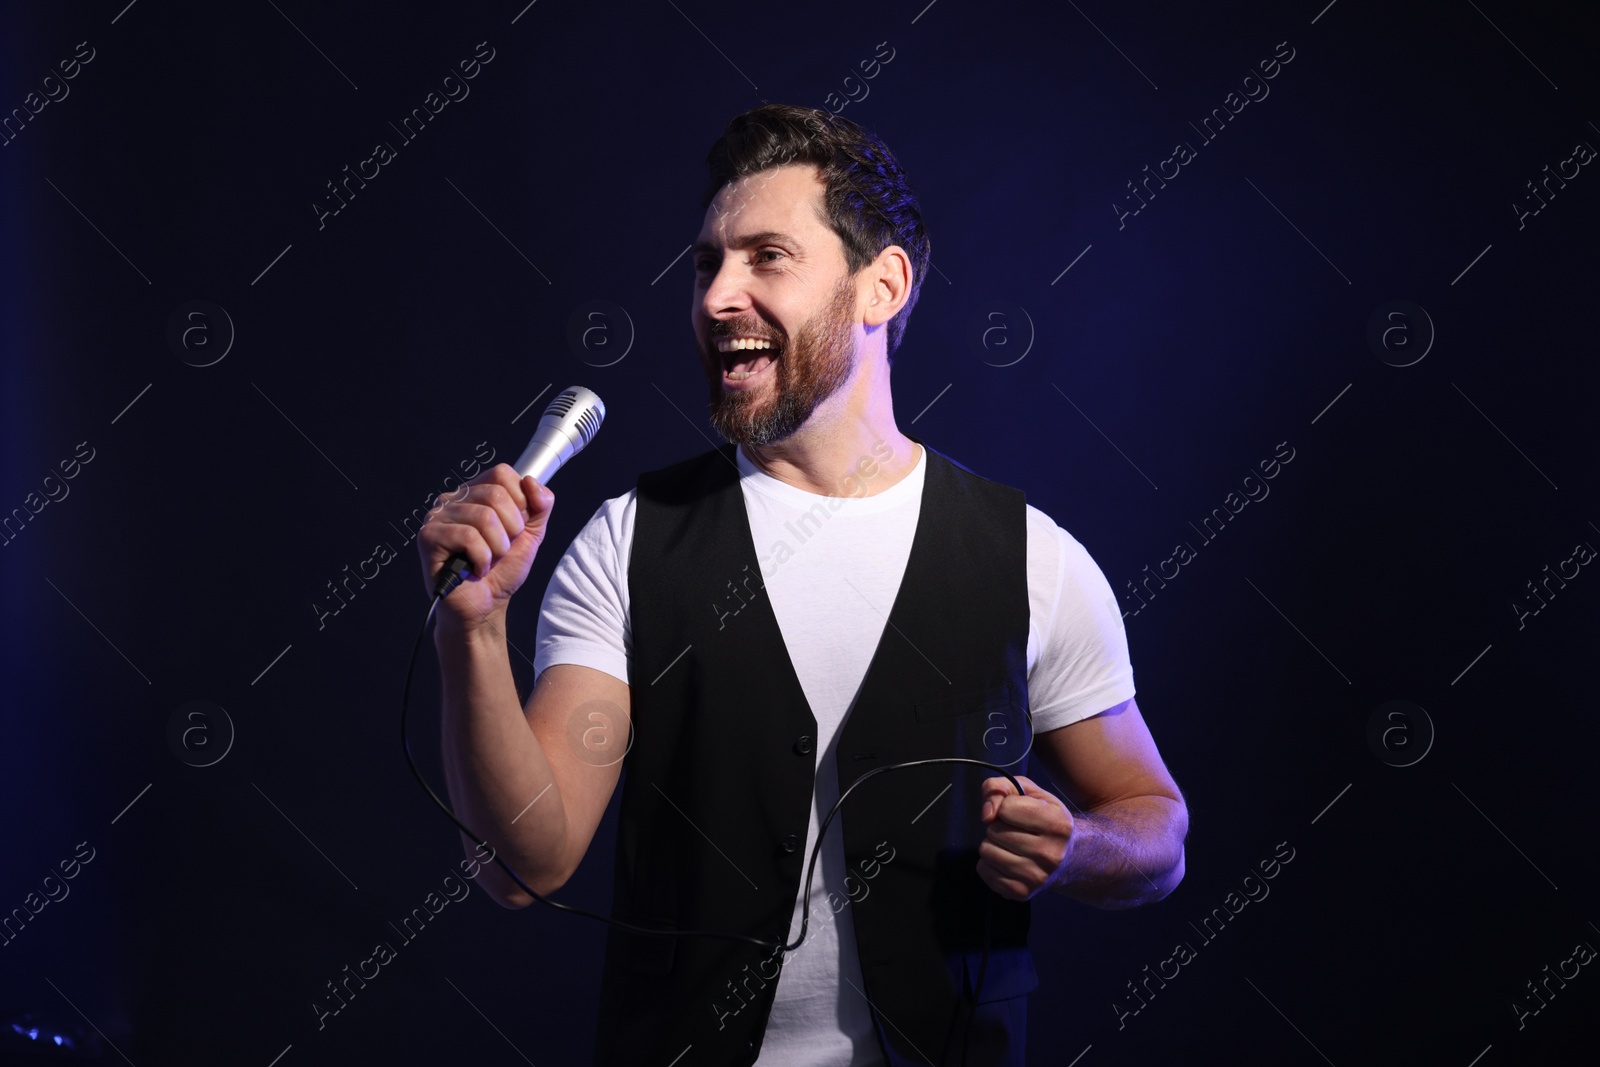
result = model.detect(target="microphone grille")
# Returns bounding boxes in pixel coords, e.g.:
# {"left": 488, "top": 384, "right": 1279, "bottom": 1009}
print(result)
{"left": 548, "top": 387, "right": 579, "bottom": 420}
{"left": 574, "top": 403, "right": 603, "bottom": 445}
{"left": 548, "top": 386, "right": 605, "bottom": 446}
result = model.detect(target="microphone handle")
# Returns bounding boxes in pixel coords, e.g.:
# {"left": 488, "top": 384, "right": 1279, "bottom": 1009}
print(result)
{"left": 436, "top": 552, "right": 478, "bottom": 599}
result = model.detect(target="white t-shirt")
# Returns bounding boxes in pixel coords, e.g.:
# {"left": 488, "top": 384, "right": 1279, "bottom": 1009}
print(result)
{"left": 533, "top": 443, "right": 1137, "bottom": 1066}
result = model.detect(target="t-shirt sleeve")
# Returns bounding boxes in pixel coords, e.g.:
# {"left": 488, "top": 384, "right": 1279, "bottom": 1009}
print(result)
{"left": 531, "top": 490, "right": 634, "bottom": 687}
{"left": 1026, "top": 509, "right": 1137, "bottom": 733}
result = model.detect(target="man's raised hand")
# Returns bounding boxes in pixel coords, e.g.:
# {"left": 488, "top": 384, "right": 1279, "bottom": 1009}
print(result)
{"left": 416, "top": 464, "right": 554, "bottom": 629}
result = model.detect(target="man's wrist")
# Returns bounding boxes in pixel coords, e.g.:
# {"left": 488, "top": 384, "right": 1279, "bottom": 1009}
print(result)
{"left": 1049, "top": 810, "right": 1097, "bottom": 896}
{"left": 433, "top": 605, "right": 511, "bottom": 651}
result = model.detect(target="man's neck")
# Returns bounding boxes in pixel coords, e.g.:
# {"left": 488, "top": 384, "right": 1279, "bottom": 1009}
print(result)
{"left": 734, "top": 343, "right": 921, "bottom": 496}
{"left": 740, "top": 426, "right": 921, "bottom": 497}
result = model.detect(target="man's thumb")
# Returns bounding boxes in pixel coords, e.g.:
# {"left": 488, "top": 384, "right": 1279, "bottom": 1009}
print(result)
{"left": 500, "top": 520, "right": 544, "bottom": 573}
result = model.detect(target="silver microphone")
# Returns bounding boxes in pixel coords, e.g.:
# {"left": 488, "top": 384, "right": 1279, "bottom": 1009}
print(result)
{"left": 513, "top": 385, "right": 607, "bottom": 483}
{"left": 435, "top": 385, "right": 607, "bottom": 596}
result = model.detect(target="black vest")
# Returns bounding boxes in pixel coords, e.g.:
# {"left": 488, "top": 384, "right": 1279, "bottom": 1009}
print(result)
{"left": 595, "top": 436, "right": 1036, "bottom": 1066}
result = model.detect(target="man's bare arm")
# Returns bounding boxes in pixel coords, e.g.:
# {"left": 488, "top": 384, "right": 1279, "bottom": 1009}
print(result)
{"left": 1048, "top": 795, "right": 1186, "bottom": 908}
{"left": 977, "top": 698, "right": 1187, "bottom": 905}
{"left": 437, "top": 615, "right": 629, "bottom": 908}
{"left": 414, "top": 462, "right": 630, "bottom": 910}
{"left": 1033, "top": 697, "right": 1188, "bottom": 909}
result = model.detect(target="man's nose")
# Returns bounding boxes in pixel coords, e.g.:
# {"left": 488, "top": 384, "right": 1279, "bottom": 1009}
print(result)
{"left": 699, "top": 259, "right": 752, "bottom": 318}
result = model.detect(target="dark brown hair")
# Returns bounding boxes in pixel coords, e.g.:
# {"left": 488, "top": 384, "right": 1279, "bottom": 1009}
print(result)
{"left": 702, "top": 103, "right": 931, "bottom": 362}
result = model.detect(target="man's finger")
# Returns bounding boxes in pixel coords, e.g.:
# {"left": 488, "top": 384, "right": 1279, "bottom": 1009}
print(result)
{"left": 974, "top": 852, "right": 1018, "bottom": 895}
{"left": 980, "top": 775, "right": 1029, "bottom": 815}
{"left": 981, "top": 775, "right": 1021, "bottom": 798}
{"left": 984, "top": 821, "right": 1071, "bottom": 873}
{"left": 990, "top": 799, "right": 1069, "bottom": 836}
{"left": 997, "top": 804, "right": 1074, "bottom": 856}
{"left": 976, "top": 845, "right": 1035, "bottom": 900}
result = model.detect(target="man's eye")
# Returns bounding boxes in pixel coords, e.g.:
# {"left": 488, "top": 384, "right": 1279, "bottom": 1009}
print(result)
{"left": 694, "top": 251, "right": 782, "bottom": 272}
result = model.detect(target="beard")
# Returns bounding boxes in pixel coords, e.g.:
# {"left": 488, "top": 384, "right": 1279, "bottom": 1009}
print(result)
{"left": 702, "top": 271, "right": 858, "bottom": 447}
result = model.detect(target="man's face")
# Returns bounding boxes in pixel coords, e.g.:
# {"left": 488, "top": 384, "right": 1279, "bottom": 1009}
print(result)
{"left": 691, "top": 164, "right": 861, "bottom": 447}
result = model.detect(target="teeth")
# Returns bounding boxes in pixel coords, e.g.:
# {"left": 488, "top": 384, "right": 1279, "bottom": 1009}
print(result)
{"left": 717, "top": 337, "right": 775, "bottom": 352}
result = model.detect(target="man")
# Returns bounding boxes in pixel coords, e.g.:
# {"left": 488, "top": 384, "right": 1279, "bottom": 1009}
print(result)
{"left": 417, "top": 103, "right": 1187, "bottom": 1067}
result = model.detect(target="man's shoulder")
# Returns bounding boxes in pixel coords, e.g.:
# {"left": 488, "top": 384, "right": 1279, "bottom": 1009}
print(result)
{"left": 1029, "top": 501, "right": 1116, "bottom": 568}
{"left": 1022, "top": 501, "right": 1079, "bottom": 550}
{"left": 921, "top": 441, "right": 1026, "bottom": 498}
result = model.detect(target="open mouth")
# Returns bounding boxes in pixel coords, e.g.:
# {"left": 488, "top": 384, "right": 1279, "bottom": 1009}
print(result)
{"left": 717, "top": 336, "right": 782, "bottom": 383}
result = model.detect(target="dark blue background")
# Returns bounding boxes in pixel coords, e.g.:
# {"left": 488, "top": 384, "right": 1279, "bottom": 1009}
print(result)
{"left": 3, "top": 0, "right": 1597, "bottom": 1063}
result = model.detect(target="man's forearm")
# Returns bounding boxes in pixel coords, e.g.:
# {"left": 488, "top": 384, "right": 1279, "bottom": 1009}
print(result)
{"left": 1050, "top": 795, "right": 1187, "bottom": 909}
{"left": 436, "top": 613, "right": 570, "bottom": 905}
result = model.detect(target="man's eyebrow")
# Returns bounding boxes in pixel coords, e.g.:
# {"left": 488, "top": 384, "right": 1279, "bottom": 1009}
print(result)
{"left": 691, "top": 231, "right": 803, "bottom": 256}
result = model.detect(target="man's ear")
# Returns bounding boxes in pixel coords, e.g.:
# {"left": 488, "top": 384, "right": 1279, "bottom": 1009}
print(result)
{"left": 864, "top": 247, "right": 915, "bottom": 327}
{"left": 862, "top": 245, "right": 912, "bottom": 327}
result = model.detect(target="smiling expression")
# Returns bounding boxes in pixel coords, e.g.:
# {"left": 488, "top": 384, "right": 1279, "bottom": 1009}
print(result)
{"left": 692, "top": 165, "right": 863, "bottom": 446}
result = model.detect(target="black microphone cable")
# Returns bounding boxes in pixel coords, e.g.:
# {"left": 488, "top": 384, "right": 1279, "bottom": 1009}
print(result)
{"left": 406, "top": 564, "right": 1034, "bottom": 1060}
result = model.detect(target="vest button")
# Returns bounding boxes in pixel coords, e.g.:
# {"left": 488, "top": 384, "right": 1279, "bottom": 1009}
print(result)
{"left": 795, "top": 734, "right": 813, "bottom": 754}
{"left": 781, "top": 833, "right": 800, "bottom": 853}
